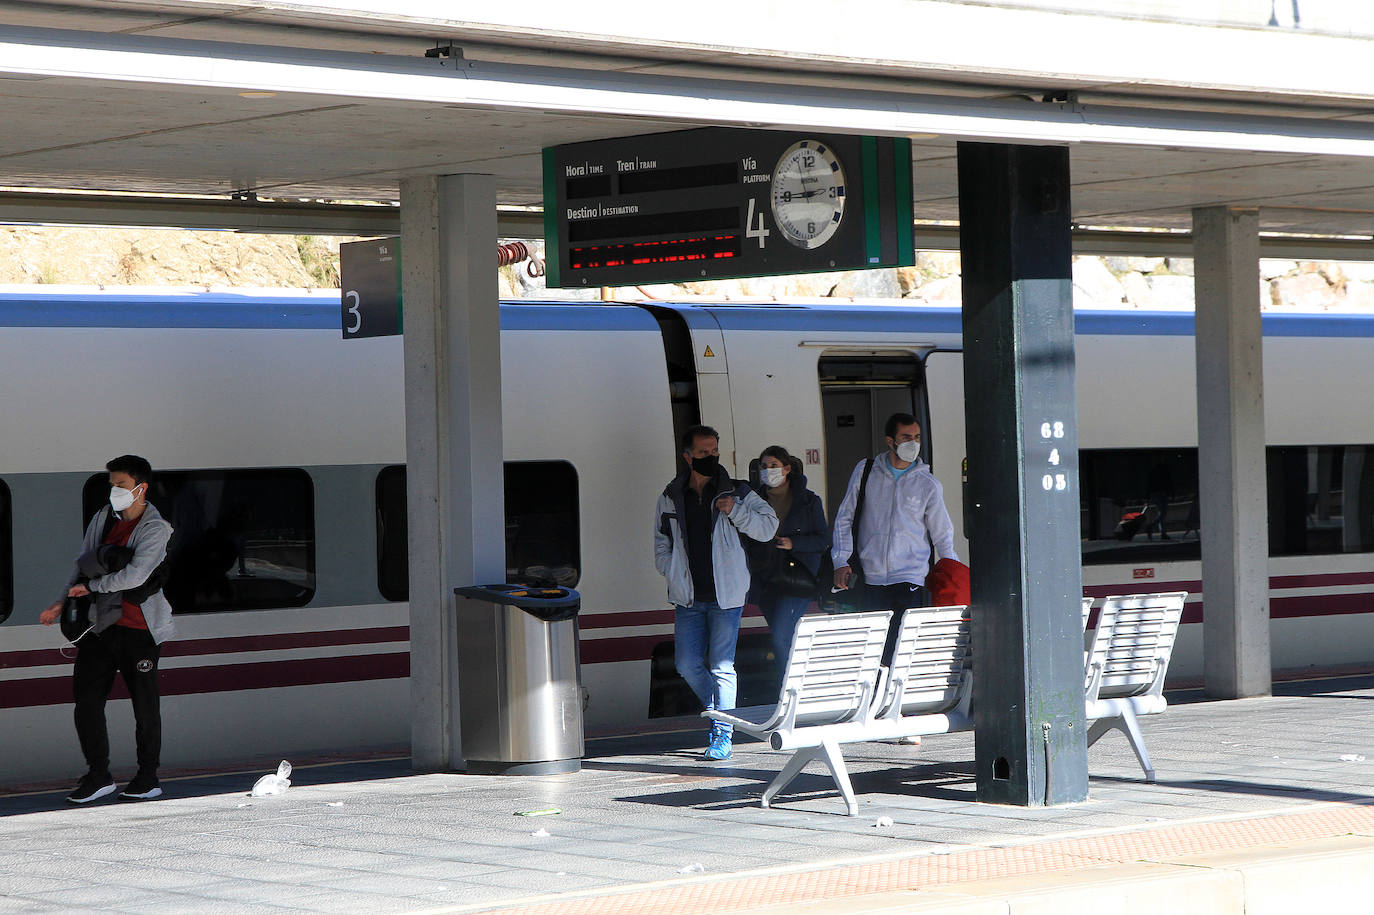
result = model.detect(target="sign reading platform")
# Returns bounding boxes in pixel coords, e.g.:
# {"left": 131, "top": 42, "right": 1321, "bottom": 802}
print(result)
{"left": 542, "top": 128, "right": 913, "bottom": 287}
{"left": 340, "top": 237, "right": 402, "bottom": 339}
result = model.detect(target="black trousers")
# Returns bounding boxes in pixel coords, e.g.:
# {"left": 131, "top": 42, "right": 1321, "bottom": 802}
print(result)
{"left": 73, "top": 625, "right": 162, "bottom": 775}
{"left": 860, "top": 582, "right": 929, "bottom": 665}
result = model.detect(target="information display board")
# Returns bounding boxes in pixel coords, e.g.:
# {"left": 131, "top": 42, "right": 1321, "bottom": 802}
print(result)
{"left": 340, "top": 237, "right": 401, "bottom": 339}
{"left": 542, "top": 128, "right": 913, "bottom": 288}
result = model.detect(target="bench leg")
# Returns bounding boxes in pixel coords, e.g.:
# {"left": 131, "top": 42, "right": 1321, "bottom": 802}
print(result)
{"left": 1087, "top": 711, "right": 1156, "bottom": 782}
{"left": 817, "top": 738, "right": 860, "bottom": 816}
{"left": 762, "top": 746, "right": 823, "bottom": 810}
{"left": 761, "top": 739, "right": 860, "bottom": 816}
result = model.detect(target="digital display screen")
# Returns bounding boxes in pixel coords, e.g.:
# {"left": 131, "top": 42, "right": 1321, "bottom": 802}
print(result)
{"left": 543, "top": 127, "right": 913, "bottom": 287}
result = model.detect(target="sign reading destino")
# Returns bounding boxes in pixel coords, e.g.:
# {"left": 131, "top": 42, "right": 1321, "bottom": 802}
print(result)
{"left": 542, "top": 127, "right": 913, "bottom": 288}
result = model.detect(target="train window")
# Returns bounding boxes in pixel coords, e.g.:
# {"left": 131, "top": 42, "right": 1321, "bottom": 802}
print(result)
{"left": 375, "top": 465, "right": 408, "bottom": 602}
{"left": 1081, "top": 445, "right": 1374, "bottom": 564}
{"left": 0, "top": 480, "right": 11, "bottom": 624}
{"left": 375, "top": 461, "right": 582, "bottom": 601}
{"left": 1080, "top": 449, "right": 1201, "bottom": 565}
{"left": 82, "top": 468, "right": 315, "bottom": 614}
{"left": 1268, "top": 446, "right": 1374, "bottom": 556}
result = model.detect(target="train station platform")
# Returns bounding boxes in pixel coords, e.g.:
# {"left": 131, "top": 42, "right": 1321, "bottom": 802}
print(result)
{"left": 3, "top": 674, "right": 1373, "bottom": 914}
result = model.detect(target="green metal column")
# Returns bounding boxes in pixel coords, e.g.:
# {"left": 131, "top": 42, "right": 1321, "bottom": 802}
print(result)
{"left": 957, "top": 142, "right": 1088, "bottom": 806}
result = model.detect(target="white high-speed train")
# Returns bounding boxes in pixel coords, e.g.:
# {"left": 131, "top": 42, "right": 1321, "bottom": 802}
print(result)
{"left": 2, "top": 287, "right": 1371, "bottom": 784}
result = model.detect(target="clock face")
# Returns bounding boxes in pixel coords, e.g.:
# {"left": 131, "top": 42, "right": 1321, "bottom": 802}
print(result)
{"left": 770, "top": 140, "right": 846, "bottom": 249}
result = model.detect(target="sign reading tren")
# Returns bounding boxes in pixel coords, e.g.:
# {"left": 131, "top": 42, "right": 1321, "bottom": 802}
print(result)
{"left": 542, "top": 128, "right": 913, "bottom": 288}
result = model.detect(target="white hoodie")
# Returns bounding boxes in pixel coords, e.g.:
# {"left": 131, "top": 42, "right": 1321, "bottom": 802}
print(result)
{"left": 830, "top": 453, "right": 958, "bottom": 587}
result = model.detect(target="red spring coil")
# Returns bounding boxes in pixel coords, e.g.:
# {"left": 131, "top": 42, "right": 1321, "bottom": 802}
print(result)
{"left": 497, "top": 241, "right": 530, "bottom": 267}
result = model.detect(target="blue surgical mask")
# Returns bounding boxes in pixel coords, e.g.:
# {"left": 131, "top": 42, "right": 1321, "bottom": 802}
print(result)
{"left": 762, "top": 466, "right": 785, "bottom": 488}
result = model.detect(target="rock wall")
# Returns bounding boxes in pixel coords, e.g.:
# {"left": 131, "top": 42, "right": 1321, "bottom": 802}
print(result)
{"left": 6, "top": 226, "right": 1373, "bottom": 313}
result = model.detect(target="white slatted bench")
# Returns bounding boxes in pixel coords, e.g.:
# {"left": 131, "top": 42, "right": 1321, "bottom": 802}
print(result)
{"left": 1084, "top": 591, "right": 1188, "bottom": 782}
{"left": 708, "top": 606, "right": 972, "bottom": 816}
{"left": 703, "top": 612, "right": 891, "bottom": 816}
{"left": 705, "top": 592, "right": 1186, "bottom": 815}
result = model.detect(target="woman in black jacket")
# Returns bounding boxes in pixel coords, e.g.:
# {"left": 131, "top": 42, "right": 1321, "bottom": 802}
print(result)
{"left": 747, "top": 445, "right": 830, "bottom": 672}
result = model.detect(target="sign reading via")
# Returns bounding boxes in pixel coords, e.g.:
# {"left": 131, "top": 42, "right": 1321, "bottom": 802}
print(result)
{"left": 542, "top": 127, "right": 914, "bottom": 287}
{"left": 340, "top": 237, "right": 402, "bottom": 339}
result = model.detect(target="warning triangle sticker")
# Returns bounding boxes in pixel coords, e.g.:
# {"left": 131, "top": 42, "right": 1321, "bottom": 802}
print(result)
{"left": 703, "top": 345, "right": 715, "bottom": 358}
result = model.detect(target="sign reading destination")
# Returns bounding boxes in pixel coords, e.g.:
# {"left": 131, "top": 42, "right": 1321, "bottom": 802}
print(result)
{"left": 542, "top": 128, "right": 913, "bottom": 287}
{"left": 340, "top": 237, "right": 401, "bottom": 339}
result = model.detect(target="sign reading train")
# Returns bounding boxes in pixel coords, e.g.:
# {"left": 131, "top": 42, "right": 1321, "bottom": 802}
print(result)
{"left": 542, "top": 128, "right": 914, "bottom": 287}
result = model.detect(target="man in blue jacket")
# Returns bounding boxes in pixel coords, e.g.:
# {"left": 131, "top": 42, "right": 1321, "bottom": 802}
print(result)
{"left": 654, "top": 425, "right": 778, "bottom": 761}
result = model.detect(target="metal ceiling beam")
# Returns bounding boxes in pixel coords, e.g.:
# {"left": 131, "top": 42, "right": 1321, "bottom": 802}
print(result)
{"left": 0, "top": 192, "right": 543, "bottom": 237}
{"left": 2, "top": 192, "right": 1370, "bottom": 260}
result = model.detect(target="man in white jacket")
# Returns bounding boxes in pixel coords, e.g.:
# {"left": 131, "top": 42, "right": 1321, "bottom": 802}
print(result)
{"left": 831, "top": 413, "right": 959, "bottom": 656}
{"left": 654, "top": 425, "right": 778, "bottom": 761}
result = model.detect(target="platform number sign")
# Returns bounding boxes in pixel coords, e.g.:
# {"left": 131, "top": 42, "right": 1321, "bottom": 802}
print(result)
{"left": 340, "top": 237, "right": 402, "bottom": 339}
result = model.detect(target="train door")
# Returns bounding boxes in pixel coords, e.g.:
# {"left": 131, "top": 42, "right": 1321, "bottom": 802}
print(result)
{"left": 638, "top": 304, "right": 737, "bottom": 471}
{"left": 923, "top": 351, "right": 969, "bottom": 558}
{"left": 818, "top": 354, "right": 930, "bottom": 522}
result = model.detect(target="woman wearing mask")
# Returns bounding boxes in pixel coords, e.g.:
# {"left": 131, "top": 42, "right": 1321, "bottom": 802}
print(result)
{"left": 748, "top": 445, "right": 829, "bottom": 674}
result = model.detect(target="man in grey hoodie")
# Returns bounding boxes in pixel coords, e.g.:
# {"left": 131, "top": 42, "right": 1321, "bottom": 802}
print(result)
{"left": 40, "top": 454, "right": 174, "bottom": 804}
{"left": 831, "top": 413, "right": 959, "bottom": 659}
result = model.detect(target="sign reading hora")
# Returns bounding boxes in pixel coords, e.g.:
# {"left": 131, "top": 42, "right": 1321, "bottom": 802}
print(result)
{"left": 542, "top": 128, "right": 914, "bottom": 287}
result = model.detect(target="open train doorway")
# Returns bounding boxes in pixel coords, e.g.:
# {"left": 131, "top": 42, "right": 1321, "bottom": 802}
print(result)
{"left": 819, "top": 353, "right": 929, "bottom": 522}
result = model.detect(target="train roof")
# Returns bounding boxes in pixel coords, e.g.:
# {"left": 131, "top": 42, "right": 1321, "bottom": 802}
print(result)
{"left": 1, "top": 287, "right": 1372, "bottom": 337}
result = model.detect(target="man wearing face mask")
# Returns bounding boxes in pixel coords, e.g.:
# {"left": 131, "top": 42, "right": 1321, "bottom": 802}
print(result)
{"left": 654, "top": 425, "right": 779, "bottom": 761}
{"left": 39, "top": 454, "right": 174, "bottom": 804}
{"left": 831, "top": 413, "right": 959, "bottom": 655}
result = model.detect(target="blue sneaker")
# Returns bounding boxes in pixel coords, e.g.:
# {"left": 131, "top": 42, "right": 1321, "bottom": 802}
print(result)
{"left": 702, "top": 727, "right": 732, "bottom": 761}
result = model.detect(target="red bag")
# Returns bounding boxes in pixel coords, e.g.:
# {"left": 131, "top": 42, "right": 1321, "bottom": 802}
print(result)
{"left": 925, "top": 558, "right": 971, "bottom": 607}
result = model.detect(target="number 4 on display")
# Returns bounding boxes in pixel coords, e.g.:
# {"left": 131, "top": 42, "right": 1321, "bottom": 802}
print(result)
{"left": 746, "top": 198, "right": 770, "bottom": 248}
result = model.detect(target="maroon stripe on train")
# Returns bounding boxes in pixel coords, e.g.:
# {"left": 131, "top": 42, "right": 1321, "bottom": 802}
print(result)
{"left": 0, "top": 627, "right": 410, "bottom": 672}
{"left": 1269, "top": 570, "right": 1374, "bottom": 589}
{"left": 577, "top": 605, "right": 764, "bottom": 630}
{"left": 0, "top": 653, "right": 410, "bottom": 710}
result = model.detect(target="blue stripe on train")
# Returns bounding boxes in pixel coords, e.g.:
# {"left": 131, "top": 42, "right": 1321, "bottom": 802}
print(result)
{"left": 1, "top": 292, "right": 1372, "bottom": 337}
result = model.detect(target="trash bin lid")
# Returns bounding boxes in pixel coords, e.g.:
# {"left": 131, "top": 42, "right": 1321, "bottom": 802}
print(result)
{"left": 455, "top": 584, "right": 581, "bottom": 621}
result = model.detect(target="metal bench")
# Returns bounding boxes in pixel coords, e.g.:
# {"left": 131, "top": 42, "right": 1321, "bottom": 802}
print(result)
{"left": 1084, "top": 591, "right": 1189, "bottom": 782}
{"left": 708, "top": 606, "right": 971, "bottom": 816}
{"left": 707, "top": 592, "right": 1186, "bottom": 814}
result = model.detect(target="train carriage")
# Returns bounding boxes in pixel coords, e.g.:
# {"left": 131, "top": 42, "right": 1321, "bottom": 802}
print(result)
{"left": 1, "top": 287, "right": 1370, "bottom": 784}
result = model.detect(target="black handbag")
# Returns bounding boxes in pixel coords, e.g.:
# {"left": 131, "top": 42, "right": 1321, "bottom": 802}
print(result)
{"left": 822, "top": 457, "right": 875, "bottom": 613}
{"left": 768, "top": 551, "right": 819, "bottom": 599}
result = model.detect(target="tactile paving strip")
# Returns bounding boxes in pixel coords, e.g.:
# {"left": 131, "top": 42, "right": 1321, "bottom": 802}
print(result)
{"left": 464, "top": 803, "right": 1374, "bottom": 915}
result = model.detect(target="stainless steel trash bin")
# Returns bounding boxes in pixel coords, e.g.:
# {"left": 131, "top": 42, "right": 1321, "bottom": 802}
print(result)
{"left": 454, "top": 584, "right": 583, "bottom": 775}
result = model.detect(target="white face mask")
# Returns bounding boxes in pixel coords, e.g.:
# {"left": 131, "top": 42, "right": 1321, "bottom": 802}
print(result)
{"left": 896, "top": 440, "right": 921, "bottom": 463}
{"left": 762, "top": 466, "right": 786, "bottom": 488}
{"left": 110, "top": 485, "right": 140, "bottom": 512}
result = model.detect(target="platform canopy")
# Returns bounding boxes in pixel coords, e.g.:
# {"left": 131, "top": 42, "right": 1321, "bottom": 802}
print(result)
{"left": 1, "top": 1, "right": 1373, "bottom": 248}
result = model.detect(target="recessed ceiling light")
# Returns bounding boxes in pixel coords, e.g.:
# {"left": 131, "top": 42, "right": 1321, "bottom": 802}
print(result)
{"left": 237, "top": 90, "right": 277, "bottom": 99}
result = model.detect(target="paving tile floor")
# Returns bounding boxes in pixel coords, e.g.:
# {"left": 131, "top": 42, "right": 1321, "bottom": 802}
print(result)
{"left": 1, "top": 675, "right": 1372, "bottom": 914}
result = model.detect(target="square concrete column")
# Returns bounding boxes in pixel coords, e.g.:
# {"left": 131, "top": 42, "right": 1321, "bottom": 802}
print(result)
{"left": 1192, "top": 205, "right": 1271, "bottom": 699}
{"left": 959, "top": 142, "right": 1088, "bottom": 806}
{"left": 401, "top": 174, "right": 505, "bottom": 770}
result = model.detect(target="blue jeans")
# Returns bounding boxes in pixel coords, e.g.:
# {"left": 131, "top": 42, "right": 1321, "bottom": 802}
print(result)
{"left": 673, "top": 601, "right": 743, "bottom": 737}
{"left": 755, "top": 590, "right": 813, "bottom": 673}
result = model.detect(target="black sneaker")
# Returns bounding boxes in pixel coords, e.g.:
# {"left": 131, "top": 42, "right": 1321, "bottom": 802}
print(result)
{"left": 67, "top": 772, "right": 116, "bottom": 804}
{"left": 119, "top": 770, "right": 162, "bottom": 800}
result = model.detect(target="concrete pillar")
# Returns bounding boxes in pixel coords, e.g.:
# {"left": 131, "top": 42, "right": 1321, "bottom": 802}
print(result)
{"left": 959, "top": 142, "right": 1088, "bottom": 806}
{"left": 401, "top": 174, "right": 505, "bottom": 770}
{"left": 1192, "top": 205, "right": 1271, "bottom": 699}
